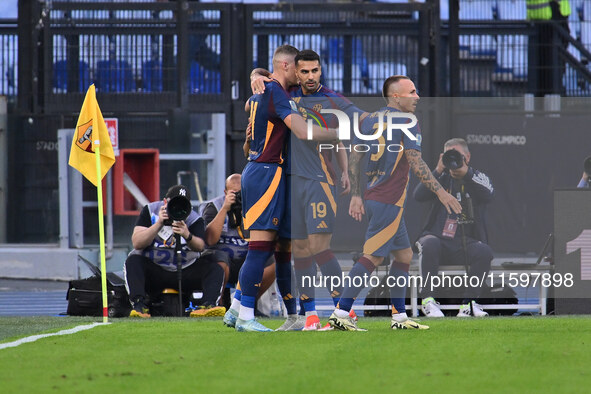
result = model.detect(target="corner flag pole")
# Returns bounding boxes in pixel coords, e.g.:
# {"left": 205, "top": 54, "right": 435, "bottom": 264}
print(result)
{"left": 94, "top": 142, "right": 109, "bottom": 323}
{"left": 69, "top": 84, "right": 115, "bottom": 323}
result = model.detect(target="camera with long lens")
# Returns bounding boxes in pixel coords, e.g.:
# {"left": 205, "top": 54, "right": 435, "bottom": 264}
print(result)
{"left": 442, "top": 149, "right": 465, "bottom": 170}
{"left": 228, "top": 191, "right": 242, "bottom": 228}
{"left": 163, "top": 195, "right": 192, "bottom": 226}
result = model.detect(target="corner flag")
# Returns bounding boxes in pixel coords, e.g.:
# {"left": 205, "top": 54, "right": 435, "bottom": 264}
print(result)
{"left": 68, "top": 84, "right": 115, "bottom": 185}
{"left": 68, "top": 84, "right": 115, "bottom": 323}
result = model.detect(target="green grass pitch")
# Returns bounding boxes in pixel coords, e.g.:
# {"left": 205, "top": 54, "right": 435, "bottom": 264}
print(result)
{"left": 1, "top": 316, "right": 590, "bottom": 393}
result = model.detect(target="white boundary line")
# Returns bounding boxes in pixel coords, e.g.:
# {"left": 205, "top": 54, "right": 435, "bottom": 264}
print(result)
{"left": 0, "top": 322, "right": 109, "bottom": 350}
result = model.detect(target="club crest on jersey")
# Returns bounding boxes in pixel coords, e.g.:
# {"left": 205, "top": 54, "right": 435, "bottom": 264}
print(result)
{"left": 272, "top": 217, "right": 279, "bottom": 226}
{"left": 313, "top": 104, "right": 323, "bottom": 112}
{"left": 299, "top": 107, "right": 308, "bottom": 119}
{"left": 75, "top": 119, "right": 94, "bottom": 153}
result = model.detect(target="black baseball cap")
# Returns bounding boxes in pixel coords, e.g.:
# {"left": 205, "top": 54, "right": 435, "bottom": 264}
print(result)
{"left": 165, "top": 185, "right": 191, "bottom": 201}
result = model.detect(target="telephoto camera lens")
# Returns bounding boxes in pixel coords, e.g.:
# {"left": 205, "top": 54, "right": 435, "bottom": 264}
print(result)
{"left": 442, "top": 149, "right": 464, "bottom": 170}
{"left": 166, "top": 195, "right": 192, "bottom": 222}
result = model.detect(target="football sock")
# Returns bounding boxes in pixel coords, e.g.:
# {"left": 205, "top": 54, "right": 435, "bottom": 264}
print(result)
{"left": 230, "top": 288, "right": 242, "bottom": 311}
{"left": 275, "top": 251, "right": 297, "bottom": 315}
{"left": 294, "top": 256, "right": 317, "bottom": 313}
{"left": 238, "top": 302, "right": 255, "bottom": 321}
{"left": 314, "top": 249, "right": 343, "bottom": 306}
{"left": 392, "top": 312, "right": 409, "bottom": 322}
{"left": 338, "top": 256, "right": 375, "bottom": 312}
{"left": 239, "top": 241, "right": 275, "bottom": 319}
{"left": 389, "top": 260, "right": 410, "bottom": 315}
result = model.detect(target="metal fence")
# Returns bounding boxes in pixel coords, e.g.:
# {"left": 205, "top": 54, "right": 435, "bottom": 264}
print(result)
{"left": 3, "top": 1, "right": 591, "bottom": 101}
{"left": 245, "top": 4, "right": 430, "bottom": 95}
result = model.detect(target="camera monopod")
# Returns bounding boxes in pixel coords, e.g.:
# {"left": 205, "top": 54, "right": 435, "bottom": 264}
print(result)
{"left": 166, "top": 193, "right": 192, "bottom": 317}
{"left": 173, "top": 233, "right": 183, "bottom": 317}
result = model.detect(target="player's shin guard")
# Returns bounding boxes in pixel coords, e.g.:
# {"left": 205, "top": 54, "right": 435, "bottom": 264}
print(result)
{"left": 275, "top": 250, "right": 297, "bottom": 315}
{"left": 294, "top": 256, "right": 317, "bottom": 313}
{"left": 338, "top": 256, "right": 375, "bottom": 312}
{"left": 314, "top": 249, "right": 343, "bottom": 306}
{"left": 389, "top": 260, "right": 410, "bottom": 315}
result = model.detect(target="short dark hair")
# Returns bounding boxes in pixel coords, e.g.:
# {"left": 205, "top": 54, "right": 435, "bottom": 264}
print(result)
{"left": 382, "top": 75, "right": 410, "bottom": 101}
{"left": 444, "top": 138, "right": 470, "bottom": 154}
{"left": 273, "top": 44, "right": 299, "bottom": 60}
{"left": 295, "top": 49, "right": 321, "bottom": 65}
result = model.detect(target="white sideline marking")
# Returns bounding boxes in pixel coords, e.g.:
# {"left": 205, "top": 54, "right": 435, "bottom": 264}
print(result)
{"left": 0, "top": 322, "right": 109, "bottom": 350}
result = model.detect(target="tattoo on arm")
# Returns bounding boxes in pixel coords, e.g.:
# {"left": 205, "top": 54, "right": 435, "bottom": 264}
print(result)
{"left": 349, "top": 148, "right": 365, "bottom": 196}
{"left": 405, "top": 149, "right": 442, "bottom": 194}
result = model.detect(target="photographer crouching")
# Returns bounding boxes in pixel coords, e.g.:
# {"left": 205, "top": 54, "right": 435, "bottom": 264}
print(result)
{"left": 413, "top": 138, "right": 494, "bottom": 317}
{"left": 124, "top": 185, "right": 226, "bottom": 318}
{"left": 201, "top": 174, "right": 276, "bottom": 319}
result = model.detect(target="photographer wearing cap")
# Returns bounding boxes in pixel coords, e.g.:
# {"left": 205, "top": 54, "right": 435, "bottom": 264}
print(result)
{"left": 124, "top": 185, "right": 226, "bottom": 318}
{"left": 413, "top": 138, "right": 494, "bottom": 318}
{"left": 201, "top": 174, "right": 276, "bottom": 311}
{"left": 577, "top": 156, "right": 591, "bottom": 188}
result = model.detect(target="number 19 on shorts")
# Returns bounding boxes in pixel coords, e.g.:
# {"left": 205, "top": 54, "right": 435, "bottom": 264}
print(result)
{"left": 310, "top": 202, "right": 327, "bottom": 218}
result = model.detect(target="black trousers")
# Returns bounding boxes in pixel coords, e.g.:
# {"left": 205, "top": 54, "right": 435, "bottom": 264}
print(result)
{"left": 124, "top": 254, "right": 225, "bottom": 307}
{"left": 418, "top": 234, "right": 493, "bottom": 302}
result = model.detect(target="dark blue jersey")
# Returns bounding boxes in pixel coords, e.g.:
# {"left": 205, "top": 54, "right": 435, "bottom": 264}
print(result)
{"left": 248, "top": 80, "right": 296, "bottom": 164}
{"left": 290, "top": 85, "right": 361, "bottom": 183}
{"left": 355, "top": 107, "right": 422, "bottom": 206}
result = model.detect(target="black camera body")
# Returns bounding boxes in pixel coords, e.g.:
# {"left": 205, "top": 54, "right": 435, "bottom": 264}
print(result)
{"left": 442, "top": 149, "right": 465, "bottom": 170}
{"left": 228, "top": 191, "right": 243, "bottom": 228}
{"left": 163, "top": 195, "right": 192, "bottom": 226}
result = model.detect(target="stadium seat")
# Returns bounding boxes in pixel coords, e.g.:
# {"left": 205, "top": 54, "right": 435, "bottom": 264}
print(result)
{"left": 321, "top": 37, "right": 370, "bottom": 93}
{"left": 95, "top": 59, "right": 136, "bottom": 92}
{"left": 496, "top": 0, "right": 526, "bottom": 20}
{"left": 459, "top": 0, "right": 494, "bottom": 20}
{"left": 366, "top": 62, "right": 408, "bottom": 91}
{"left": 581, "top": 21, "right": 591, "bottom": 47}
{"left": 189, "top": 61, "right": 221, "bottom": 94}
{"left": 53, "top": 60, "right": 91, "bottom": 93}
{"left": 142, "top": 60, "right": 163, "bottom": 92}
{"left": 495, "top": 35, "right": 528, "bottom": 78}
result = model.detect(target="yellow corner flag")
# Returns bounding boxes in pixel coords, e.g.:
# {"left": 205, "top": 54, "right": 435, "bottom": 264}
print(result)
{"left": 68, "top": 84, "right": 115, "bottom": 323}
{"left": 68, "top": 84, "right": 115, "bottom": 185}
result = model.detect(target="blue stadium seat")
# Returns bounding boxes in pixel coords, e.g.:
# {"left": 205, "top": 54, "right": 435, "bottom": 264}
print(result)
{"left": 496, "top": 35, "right": 528, "bottom": 78}
{"left": 322, "top": 37, "right": 370, "bottom": 93}
{"left": 496, "top": 0, "right": 526, "bottom": 20}
{"left": 459, "top": 0, "right": 494, "bottom": 20}
{"left": 95, "top": 59, "right": 136, "bottom": 92}
{"left": 189, "top": 61, "right": 221, "bottom": 93}
{"left": 142, "top": 60, "right": 162, "bottom": 92}
{"left": 52, "top": 60, "right": 91, "bottom": 92}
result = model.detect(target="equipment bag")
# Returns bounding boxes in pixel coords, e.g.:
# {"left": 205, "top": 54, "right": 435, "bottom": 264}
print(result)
{"left": 66, "top": 273, "right": 131, "bottom": 317}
